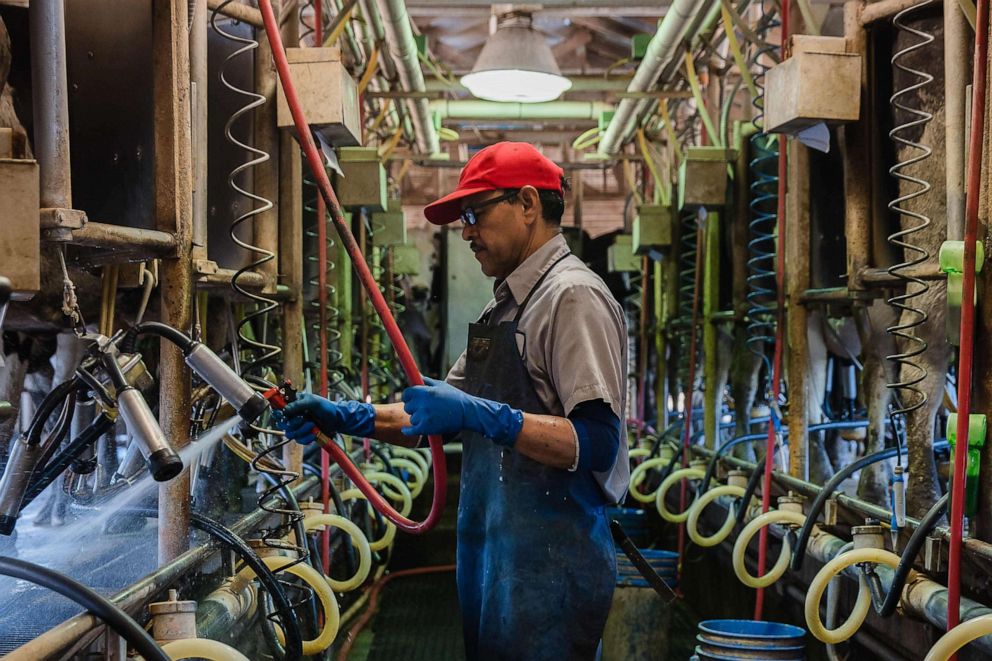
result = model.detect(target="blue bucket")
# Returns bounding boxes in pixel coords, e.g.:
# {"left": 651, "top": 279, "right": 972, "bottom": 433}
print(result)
{"left": 694, "top": 620, "right": 806, "bottom": 660}
{"left": 608, "top": 507, "right": 653, "bottom": 545}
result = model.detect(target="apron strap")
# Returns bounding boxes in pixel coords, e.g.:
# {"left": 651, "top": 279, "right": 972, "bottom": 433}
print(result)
{"left": 512, "top": 252, "right": 571, "bottom": 324}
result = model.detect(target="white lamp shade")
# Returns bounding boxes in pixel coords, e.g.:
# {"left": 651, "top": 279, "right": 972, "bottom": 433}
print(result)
{"left": 460, "top": 24, "right": 572, "bottom": 103}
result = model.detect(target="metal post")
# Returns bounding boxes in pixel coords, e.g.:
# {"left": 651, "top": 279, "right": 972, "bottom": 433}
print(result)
{"left": 786, "top": 141, "right": 810, "bottom": 480}
{"left": 944, "top": 0, "right": 969, "bottom": 242}
{"left": 279, "top": 2, "right": 304, "bottom": 475}
{"left": 29, "top": 0, "right": 84, "bottom": 238}
{"left": 190, "top": 0, "right": 209, "bottom": 261}
{"left": 702, "top": 211, "right": 720, "bottom": 449}
{"left": 842, "top": 0, "right": 871, "bottom": 293}
{"left": 255, "top": 7, "right": 280, "bottom": 285}
{"left": 654, "top": 260, "right": 668, "bottom": 430}
{"left": 153, "top": 0, "right": 194, "bottom": 565}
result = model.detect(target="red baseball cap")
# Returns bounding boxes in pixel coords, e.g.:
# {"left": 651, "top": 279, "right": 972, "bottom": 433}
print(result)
{"left": 423, "top": 142, "right": 565, "bottom": 225}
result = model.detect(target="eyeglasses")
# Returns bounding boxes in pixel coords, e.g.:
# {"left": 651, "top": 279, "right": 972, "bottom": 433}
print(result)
{"left": 459, "top": 190, "right": 519, "bottom": 226}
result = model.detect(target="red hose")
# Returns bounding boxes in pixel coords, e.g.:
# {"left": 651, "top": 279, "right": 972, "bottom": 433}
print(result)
{"left": 755, "top": 0, "right": 790, "bottom": 621}
{"left": 676, "top": 225, "right": 706, "bottom": 588}
{"left": 948, "top": 0, "right": 988, "bottom": 643}
{"left": 257, "top": 0, "right": 447, "bottom": 534}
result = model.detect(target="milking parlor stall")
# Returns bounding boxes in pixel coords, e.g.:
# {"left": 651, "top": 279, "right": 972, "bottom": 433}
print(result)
{"left": 5, "top": 0, "right": 992, "bottom": 659}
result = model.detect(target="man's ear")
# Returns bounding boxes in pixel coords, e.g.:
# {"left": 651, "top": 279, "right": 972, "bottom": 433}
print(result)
{"left": 518, "top": 186, "right": 541, "bottom": 224}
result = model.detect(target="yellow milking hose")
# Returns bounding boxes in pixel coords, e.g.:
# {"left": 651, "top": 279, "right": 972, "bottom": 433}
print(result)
{"left": 236, "top": 556, "right": 339, "bottom": 654}
{"left": 340, "top": 488, "right": 397, "bottom": 551}
{"left": 805, "top": 547, "right": 901, "bottom": 644}
{"left": 361, "top": 471, "right": 413, "bottom": 516}
{"left": 687, "top": 484, "right": 745, "bottom": 547}
{"left": 924, "top": 614, "right": 992, "bottom": 661}
{"left": 392, "top": 446, "right": 430, "bottom": 475}
{"left": 655, "top": 467, "right": 706, "bottom": 523}
{"left": 162, "top": 638, "right": 252, "bottom": 661}
{"left": 302, "top": 513, "right": 372, "bottom": 592}
{"left": 380, "top": 458, "right": 425, "bottom": 498}
{"left": 629, "top": 457, "right": 671, "bottom": 503}
{"left": 732, "top": 510, "right": 806, "bottom": 588}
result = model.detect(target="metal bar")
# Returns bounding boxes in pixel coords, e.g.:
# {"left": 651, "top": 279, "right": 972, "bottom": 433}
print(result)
{"left": 800, "top": 287, "right": 852, "bottom": 304}
{"left": 786, "top": 141, "right": 811, "bottom": 480}
{"left": 860, "top": 0, "right": 932, "bottom": 24}
{"left": 153, "top": 0, "right": 195, "bottom": 566}
{"left": 842, "top": 0, "right": 872, "bottom": 293}
{"left": 191, "top": 0, "right": 209, "bottom": 260}
{"left": 702, "top": 212, "right": 720, "bottom": 449}
{"left": 945, "top": 0, "right": 970, "bottom": 242}
{"left": 62, "top": 222, "right": 177, "bottom": 254}
{"left": 4, "top": 476, "right": 320, "bottom": 661}
{"left": 254, "top": 10, "right": 280, "bottom": 285}
{"left": 28, "top": 0, "right": 72, "bottom": 212}
{"left": 207, "top": 0, "right": 263, "bottom": 28}
{"left": 279, "top": 5, "right": 305, "bottom": 476}
{"left": 859, "top": 264, "right": 946, "bottom": 285}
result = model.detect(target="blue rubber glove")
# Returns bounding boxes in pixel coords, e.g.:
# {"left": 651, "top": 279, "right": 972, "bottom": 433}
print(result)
{"left": 401, "top": 377, "right": 524, "bottom": 446}
{"left": 274, "top": 393, "right": 376, "bottom": 445}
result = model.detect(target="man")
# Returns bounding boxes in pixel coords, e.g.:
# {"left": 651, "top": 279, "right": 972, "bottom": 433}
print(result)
{"left": 278, "top": 142, "right": 630, "bottom": 660}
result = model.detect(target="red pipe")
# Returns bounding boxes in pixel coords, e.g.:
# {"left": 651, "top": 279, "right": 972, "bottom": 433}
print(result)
{"left": 311, "top": 0, "right": 333, "bottom": 578}
{"left": 755, "top": 0, "right": 790, "bottom": 621}
{"left": 676, "top": 225, "right": 706, "bottom": 588}
{"left": 947, "top": 0, "right": 988, "bottom": 643}
{"left": 258, "top": 0, "right": 447, "bottom": 534}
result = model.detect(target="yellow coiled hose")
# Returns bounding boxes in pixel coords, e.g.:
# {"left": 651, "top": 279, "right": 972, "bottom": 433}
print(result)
{"left": 923, "top": 614, "right": 992, "bottom": 661}
{"left": 655, "top": 467, "right": 705, "bottom": 523}
{"left": 302, "top": 513, "right": 372, "bottom": 592}
{"left": 628, "top": 457, "right": 670, "bottom": 503}
{"left": 687, "top": 484, "right": 746, "bottom": 547}
{"left": 162, "top": 639, "right": 252, "bottom": 661}
{"left": 805, "top": 547, "right": 901, "bottom": 644}
{"left": 235, "top": 555, "right": 339, "bottom": 654}
{"left": 732, "top": 510, "right": 806, "bottom": 588}
{"left": 339, "top": 473, "right": 413, "bottom": 552}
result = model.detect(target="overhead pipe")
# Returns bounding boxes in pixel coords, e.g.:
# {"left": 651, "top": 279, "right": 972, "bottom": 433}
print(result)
{"left": 357, "top": 0, "right": 398, "bottom": 81}
{"left": 596, "top": 0, "right": 704, "bottom": 158}
{"left": 430, "top": 99, "right": 612, "bottom": 121}
{"left": 374, "top": 0, "right": 440, "bottom": 156}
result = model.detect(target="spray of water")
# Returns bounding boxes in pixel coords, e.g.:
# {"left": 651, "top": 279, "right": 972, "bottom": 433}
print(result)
{"left": 0, "top": 416, "right": 242, "bottom": 652}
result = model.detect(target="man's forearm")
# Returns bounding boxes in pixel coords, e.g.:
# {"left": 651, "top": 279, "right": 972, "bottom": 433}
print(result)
{"left": 514, "top": 413, "right": 578, "bottom": 470}
{"left": 370, "top": 402, "right": 418, "bottom": 447}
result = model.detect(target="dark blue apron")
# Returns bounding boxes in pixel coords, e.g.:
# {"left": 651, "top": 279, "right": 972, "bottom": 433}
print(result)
{"left": 456, "top": 255, "right": 617, "bottom": 661}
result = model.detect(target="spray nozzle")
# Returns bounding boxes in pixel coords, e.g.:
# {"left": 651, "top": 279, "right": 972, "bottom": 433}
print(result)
{"left": 263, "top": 381, "right": 298, "bottom": 412}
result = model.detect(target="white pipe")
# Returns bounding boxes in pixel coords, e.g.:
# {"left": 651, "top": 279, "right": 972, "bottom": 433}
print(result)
{"left": 374, "top": 0, "right": 440, "bottom": 156}
{"left": 162, "top": 638, "right": 251, "bottom": 661}
{"left": 596, "top": 0, "right": 703, "bottom": 158}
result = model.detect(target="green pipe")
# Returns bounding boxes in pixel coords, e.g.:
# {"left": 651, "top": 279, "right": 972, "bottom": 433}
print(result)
{"left": 429, "top": 99, "right": 612, "bottom": 121}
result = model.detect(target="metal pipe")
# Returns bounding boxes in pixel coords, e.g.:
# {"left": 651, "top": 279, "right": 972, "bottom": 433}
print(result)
{"left": 66, "top": 222, "right": 178, "bottom": 254}
{"left": 206, "top": 0, "right": 263, "bottom": 27}
{"left": 191, "top": 0, "right": 209, "bottom": 260}
{"left": 944, "top": 0, "right": 969, "bottom": 241}
{"left": 29, "top": 0, "right": 73, "bottom": 211}
{"left": 374, "top": 0, "right": 440, "bottom": 156}
{"left": 693, "top": 444, "right": 992, "bottom": 564}
{"left": 860, "top": 0, "right": 932, "bottom": 24}
{"left": 596, "top": 0, "right": 701, "bottom": 158}
{"left": 429, "top": 99, "right": 612, "bottom": 121}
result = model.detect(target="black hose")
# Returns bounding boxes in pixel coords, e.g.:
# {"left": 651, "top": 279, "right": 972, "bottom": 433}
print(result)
{"left": 791, "top": 445, "right": 902, "bottom": 571}
{"left": 119, "top": 507, "right": 304, "bottom": 660}
{"left": 20, "top": 413, "right": 117, "bottom": 509}
{"left": 26, "top": 378, "right": 78, "bottom": 446}
{"left": 735, "top": 452, "right": 769, "bottom": 529}
{"left": 101, "top": 351, "right": 131, "bottom": 392}
{"left": 877, "top": 492, "right": 949, "bottom": 617}
{"left": 119, "top": 321, "right": 194, "bottom": 355}
{"left": 700, "top": 432, "right": 766, "bottom": 494}
{"left": 0, "top": 555, "right": 168, "bottom": 661}
{"left": 34, "top": 390, "right": 78, "bottom": 473}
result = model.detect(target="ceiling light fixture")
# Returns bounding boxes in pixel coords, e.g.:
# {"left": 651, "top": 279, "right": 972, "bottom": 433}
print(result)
{"left": 460, "top": 11, "right": 572, "bottom": 104}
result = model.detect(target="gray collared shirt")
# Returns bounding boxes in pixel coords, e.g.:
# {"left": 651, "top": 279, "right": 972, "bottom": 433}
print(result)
{"left": 446, "top": 234, "right": 630, "bottom": 504}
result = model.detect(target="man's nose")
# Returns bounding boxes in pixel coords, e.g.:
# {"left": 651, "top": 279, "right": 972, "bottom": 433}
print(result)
{"left": 461, "top": 222, "right": 475, "bottom": 241}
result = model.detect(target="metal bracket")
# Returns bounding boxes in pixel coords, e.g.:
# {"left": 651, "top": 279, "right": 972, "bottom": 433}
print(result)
{"left": 40, "top": 207, "right": 88, "bottom": 242}
{"left": 940, "top": 240, "right": 985, "bottom": 345}
{"left": 823, "top": 497, "right": 839, "bottom": 526}
{"left": 924, "top": 535, "right": 943, "bottom": 574}
{"left": 193, "top": 258, "right": 219, "bottom": 276}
